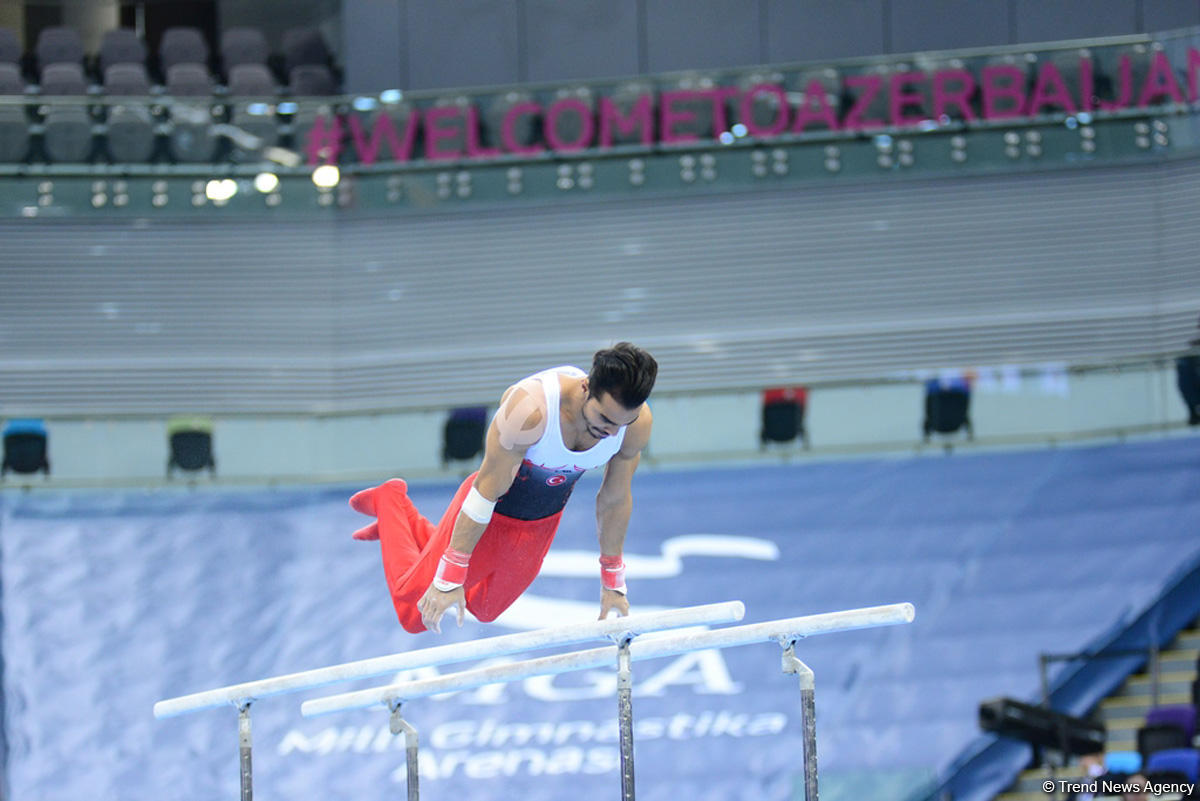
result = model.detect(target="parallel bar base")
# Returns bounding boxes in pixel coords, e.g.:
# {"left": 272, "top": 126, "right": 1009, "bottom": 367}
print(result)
{"left": 238, "top": 703, "right": 253, "bottom": 801}
{"left": 617, "top": 638, "right": 636, "bottom": 801}
{"left": 389, "top": 704, "right": 420, "bottom": 801}
{"left": 782, "top": 644, "right": 818, "bottom": 801}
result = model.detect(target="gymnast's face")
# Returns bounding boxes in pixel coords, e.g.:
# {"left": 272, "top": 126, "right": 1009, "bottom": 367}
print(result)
{"left": 580, "top": 389, "right": 640, "bottom": 439}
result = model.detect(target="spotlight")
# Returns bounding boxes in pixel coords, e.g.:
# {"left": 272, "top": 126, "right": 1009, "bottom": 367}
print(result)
{"left": 254, "top": 173, "right": 280, "bottom": 193}
{"left": 312, "top": 165, "right": 340, "bottom": 188}
{"left": 205, "top": 179, "right": 238, "bottom": 201}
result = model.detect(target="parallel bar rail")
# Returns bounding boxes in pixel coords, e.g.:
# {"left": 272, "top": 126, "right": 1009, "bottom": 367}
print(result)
{"left": 302, "top": 602, "right": 914, "bottom": 716}
{"left": 153, "top": 600, "right": 744, "bottom": 718}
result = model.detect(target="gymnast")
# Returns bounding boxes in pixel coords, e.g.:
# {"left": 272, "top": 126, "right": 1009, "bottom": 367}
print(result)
{"left": 348, "top": 342, "right": 657, "bottom": 633}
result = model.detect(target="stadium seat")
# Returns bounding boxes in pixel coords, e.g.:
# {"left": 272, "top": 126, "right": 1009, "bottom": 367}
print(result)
{"left": 1105, "top": 751, "right": 1142, "bottom": 775}
{"left": 159, "top": 26, "right": 209, "bottom": 73}
{"left": 0, "top": 26, "right": 20, "bottom": 65}
{"left": 2, "top": 419, "right": 49, "bottom": 477}
{"left": 1137, "top": 722, "right": 1191, "bottom": 765}
{"left": 40, "top": 61, "right": 86, "bottom": 95}
{"left": 0, "top": 62, "right": 22, "bottom": 93}
{"left": 103, "top": 65, "right": 156, "bottom": 162}
{"left": 227, "top": 65, "right": 278, "bottom": 159}
{"left": 282, "top": 26, "right": 331, "bottom": 71}
{"left": 167, "top": 416, "right": 215, "bottom": 477}
{"left": 289, "top": 64, "right": 335, "bottom": 96}
{"left": 1146, "top": 705, "right": 1197, "bottom": 741}
{"left": 165, "top": 64, "right": 216, "bottom": 162}
{"left": 220, "top": 27, "right": 270, "bottom": 73}
{"left": 1177, "top": 355, "right": 1200, "bottom": 425}
{"left": 1144, "top": 748, "right": 1199, "bottom": 783}
{"left": 98, "top": 29, "right": 147, "bottom": 74}
{"left": 227, "top": 63, "right": 275, "bottom": 97}
{"left": 35, "top": 26, "right": 84, "bottom": 71}
{"left": 39, "top": 62, "right": 92, "bottom": 163}
{"left": 0, "top": 63, "right": 29, "bottom": 162}
{"left": 442, "top": 407, "right": 487, "bottom": 466}
{"left": 760, "top": 386, "right": 808, "bottom": 448}
{"left": 923, "top": 378, "right": 973, "bottom": 443}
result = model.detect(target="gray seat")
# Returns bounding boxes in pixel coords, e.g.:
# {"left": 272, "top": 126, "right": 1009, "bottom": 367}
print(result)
{"left": 0, "top": 63, "right": 29, "bottom": 162}
{"left": 159, "top": 26, "right": 209, "bottom": 72}
{"left": 227, "top": 63, "right": 275, "bottom": 97}
{"left": 35, "top": 26, "right": 84, "bottom": 70}
{"left": 98, "top": 29, "right": 146, "bottom": 74}
{"left": 221, "top": 27, "right": 269, "bottom": 71}
{"left": 282, "top": 26, "right": 330, "bottom": 71}
{"left": 104, "top": 64, "right": 155, "bottom": 162}
{"left": 289, "top": 64, "right": 335, "bottom": 96}
{"left": 104, "top": 63, "right": 151, "bottom": 95}
{"left": 40, "top": 63, "right": 93, "bottom": 162}
{"left": 0, "top": 26, "right": 20, "bottom": 65}
{"left": 165, "top": 63, "right": 211, "bottom": 97}
{"left": 39, "top": 62, "right": 87, "bottom": 95}
{"left": 0, "top": 62, "right": 22, "bottom": 94}
{"left": 164, "top": 64, "right": 216, "bottom": 162}
{"left": 227, "top": 65, "right": 278, "bottom": 159}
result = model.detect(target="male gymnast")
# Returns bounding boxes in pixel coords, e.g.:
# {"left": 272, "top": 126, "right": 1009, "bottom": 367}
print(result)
{"left": 348, "top": 342, "right": 657, "bottom": 633}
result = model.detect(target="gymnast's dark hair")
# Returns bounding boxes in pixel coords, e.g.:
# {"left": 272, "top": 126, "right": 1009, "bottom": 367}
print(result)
{"left": 588, "top": 342, "right": 658, "bottom": 409}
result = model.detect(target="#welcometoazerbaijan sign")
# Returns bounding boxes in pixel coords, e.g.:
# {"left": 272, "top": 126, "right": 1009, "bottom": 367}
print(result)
{"left": 305, "top": 48, "right": 1200, "bottom": 166}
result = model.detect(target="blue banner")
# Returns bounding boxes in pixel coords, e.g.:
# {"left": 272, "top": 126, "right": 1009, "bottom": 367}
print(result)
{"left": 1, "top": 440, "right": 1198, "bottom": 801}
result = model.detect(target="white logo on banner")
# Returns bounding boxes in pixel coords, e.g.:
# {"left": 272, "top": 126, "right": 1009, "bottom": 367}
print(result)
{"left": 278, "top": 533, "right": 784, "bottom": 781}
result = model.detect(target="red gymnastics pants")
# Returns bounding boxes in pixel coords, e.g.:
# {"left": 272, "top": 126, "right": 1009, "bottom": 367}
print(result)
{"left": 349, "top": 475, "right": 562, "bottom": 633}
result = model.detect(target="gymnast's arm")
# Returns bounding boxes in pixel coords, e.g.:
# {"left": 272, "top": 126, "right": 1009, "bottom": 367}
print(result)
{"left": 418, "top": 380, "right": 545, "bottom": 632}
{"left": 595, "top": 406, "right": 653, "bottom": 619}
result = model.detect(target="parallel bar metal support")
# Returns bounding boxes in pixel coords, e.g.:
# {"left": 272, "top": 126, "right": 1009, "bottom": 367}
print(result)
{"left": 237, "top": 702, "right": 253, "bottom": 801}
{"left": 389, "top": 702, "right": 420, "bottom": 801}
{"left": 616, "top": 635, "right": 636, "bottom": 801}
{"left": 781, "top": 642, "right": 818, "bottom": 801}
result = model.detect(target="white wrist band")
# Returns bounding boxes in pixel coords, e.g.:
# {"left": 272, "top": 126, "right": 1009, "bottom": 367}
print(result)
{"left": 461, "top": 485, "right": 496, "bottom": 524}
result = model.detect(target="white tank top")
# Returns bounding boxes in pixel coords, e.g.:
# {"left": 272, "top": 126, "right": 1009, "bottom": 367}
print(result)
{"left": 491, "top": 366, "right": 628, "bottom": 520}
{"left": 522, "top": 365, "right": 626, "bottom": 470}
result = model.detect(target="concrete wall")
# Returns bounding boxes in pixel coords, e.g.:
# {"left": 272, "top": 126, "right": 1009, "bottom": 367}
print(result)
{"left": 341, "top": 0, "right": 1200, "bottom": 93}
{"left": 8, "top": 364, "right": 1191, "bottom": 487}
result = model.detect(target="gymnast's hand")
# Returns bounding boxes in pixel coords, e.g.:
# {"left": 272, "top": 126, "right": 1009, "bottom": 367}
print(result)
{"left": 599, "top": 588, "right": 630, "bottom": 620}
{"left": 418, "top": 585, "right": 465, "bottom": 633}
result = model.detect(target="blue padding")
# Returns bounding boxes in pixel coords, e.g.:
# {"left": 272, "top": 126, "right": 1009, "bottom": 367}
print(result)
{"left": 1145, "top": 748, "right": 1200, "bottom": 782}
{"left": 0, "top": 438, "right": 1198, "bottom": 801}
{"left": 2, "top": 418, "right": 46, "bottom": 435}
{"left": 1106, "top": 751, "right": 1142, "bottom": 774}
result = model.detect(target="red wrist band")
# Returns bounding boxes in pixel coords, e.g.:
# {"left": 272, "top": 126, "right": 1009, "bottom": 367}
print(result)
{"left": 600, "top": 554, "right": 627, "bottom": 593}
{"left": 433, "top": 546, "right": 471, "bottom": 591}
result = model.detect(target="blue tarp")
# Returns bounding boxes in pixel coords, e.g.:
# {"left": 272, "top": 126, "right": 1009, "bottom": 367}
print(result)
{"left": 0, "top": 438, "right": 1197, "bottom": 801}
